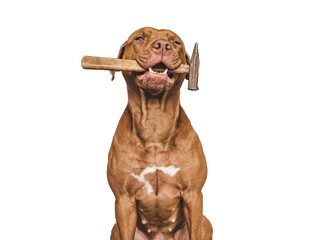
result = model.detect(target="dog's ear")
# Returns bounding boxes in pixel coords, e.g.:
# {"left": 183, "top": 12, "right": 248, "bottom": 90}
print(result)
{"left": 185, "top": 51, "right": 191, "bottom": 80}
{"left": 110, "top": 41, "right": 127, "bottom": 80}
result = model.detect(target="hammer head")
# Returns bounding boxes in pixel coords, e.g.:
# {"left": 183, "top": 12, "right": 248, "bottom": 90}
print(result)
{"left": 188, "top": 43, "right": 200, "bottom": 91}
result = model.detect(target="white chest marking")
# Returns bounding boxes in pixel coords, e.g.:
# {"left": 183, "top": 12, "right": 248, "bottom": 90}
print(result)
{"left": 131, "top": 165, "right": 180, "bottom": 194}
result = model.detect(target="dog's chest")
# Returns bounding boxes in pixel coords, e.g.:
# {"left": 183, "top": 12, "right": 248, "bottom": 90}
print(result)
{"left": 128, "top": 165, "right": 184, "bottom": 225}
{"left": 130, "top": 165, "right": 182, "bottom": 196}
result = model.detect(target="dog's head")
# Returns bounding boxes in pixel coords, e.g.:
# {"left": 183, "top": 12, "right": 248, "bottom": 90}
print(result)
{"left": 112, "top": 27, "right": 190, "bottom": 95}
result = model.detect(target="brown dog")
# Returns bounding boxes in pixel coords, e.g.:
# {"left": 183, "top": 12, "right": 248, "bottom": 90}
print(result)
{"left": 107, "top": 27, "right": 212, "bottom": 240}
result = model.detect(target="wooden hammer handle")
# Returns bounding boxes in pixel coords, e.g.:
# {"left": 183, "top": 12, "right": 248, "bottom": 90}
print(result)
{"left": 81, "top": 56, "right": 190, "bottom": 74}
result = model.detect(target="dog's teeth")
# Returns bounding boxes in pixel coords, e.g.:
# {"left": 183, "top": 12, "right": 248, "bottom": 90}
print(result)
{"left": 149, "top": 68, "right": 168, "bottom": 74}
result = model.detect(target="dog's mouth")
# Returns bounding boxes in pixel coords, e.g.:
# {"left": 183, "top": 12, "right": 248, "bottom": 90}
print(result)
{"left": 148, "top": 62, "right": 175, "bottom": 78}
{"left": 136, "top": 62, "right": 176, "bottom": 94}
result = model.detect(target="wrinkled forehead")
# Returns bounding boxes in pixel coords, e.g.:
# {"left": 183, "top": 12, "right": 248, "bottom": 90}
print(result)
{"left": 127, "top": 27, "right": 184, "bottom": 44}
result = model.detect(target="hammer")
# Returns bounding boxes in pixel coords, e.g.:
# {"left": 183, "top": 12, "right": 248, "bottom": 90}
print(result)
{"left": 81, "top": 43, "right": 200, "bottom": 91}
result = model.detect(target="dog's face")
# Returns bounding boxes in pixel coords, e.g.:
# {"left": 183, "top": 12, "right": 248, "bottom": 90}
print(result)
{"left": 116, "top": 27, "right": 190, "bottom": 95}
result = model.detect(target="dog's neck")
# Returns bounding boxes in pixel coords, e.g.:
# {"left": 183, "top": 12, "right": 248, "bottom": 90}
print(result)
{"left": 126, "top": 87, "right": 181, "bottom": 147}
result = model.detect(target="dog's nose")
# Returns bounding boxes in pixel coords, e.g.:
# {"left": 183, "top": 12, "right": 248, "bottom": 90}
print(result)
{"left": 151, "top": 39, "right": 172, "bottom": 54}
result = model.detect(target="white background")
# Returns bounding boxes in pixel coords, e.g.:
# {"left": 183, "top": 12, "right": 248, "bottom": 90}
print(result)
{"left": 0, "top": 0, "right": 319, "bottom": 239}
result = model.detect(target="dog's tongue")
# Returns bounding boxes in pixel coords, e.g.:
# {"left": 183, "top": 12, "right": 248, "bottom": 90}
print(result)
{"left": 137, "top": 71, "right": 174, "bottom": 88}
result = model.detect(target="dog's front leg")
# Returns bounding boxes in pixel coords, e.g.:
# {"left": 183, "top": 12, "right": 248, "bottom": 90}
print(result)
{"left": 115, "top": 194, "right": 137, "bottom": 240}
{"left": 182, "top": 190, "right": 203, "bottom": 240}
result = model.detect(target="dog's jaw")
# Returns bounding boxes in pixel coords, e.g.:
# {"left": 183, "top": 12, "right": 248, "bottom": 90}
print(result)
{"left": 136, "top": 69, "right": 176, "bottom": 95}
{"left": 135, "top": 54, "right": 181, "bottom": 95}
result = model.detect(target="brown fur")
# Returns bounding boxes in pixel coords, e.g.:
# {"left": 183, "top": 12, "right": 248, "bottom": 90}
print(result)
{"left": 107, "top": 27, "right": 212, "bottom": 240}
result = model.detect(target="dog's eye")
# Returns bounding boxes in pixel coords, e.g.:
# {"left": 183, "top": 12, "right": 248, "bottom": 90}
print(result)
{"left": 135, "top": 36, "right": 144, "bottom": 41}
{"left": 173, "top": 40, "right": 181, "bottom": 45}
